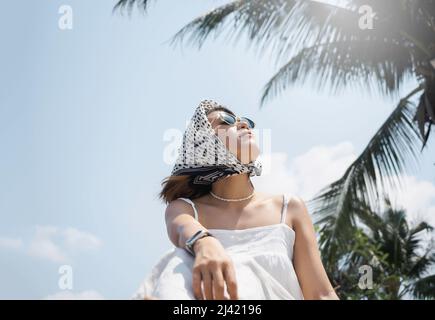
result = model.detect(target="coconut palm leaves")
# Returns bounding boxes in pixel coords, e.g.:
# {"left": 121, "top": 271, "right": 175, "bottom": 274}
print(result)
{"left": 327, "top": 196, "right": 435, "bottom": 299}
{"left": 358, "top": 197, "right": 435, "bottom": 299}
{"left": 312, "top": 85, "right": 425, "bottom": 265}
{"left": 114, "top": 0, "right": 150, "bottom": 12}
{"left": 115, "top": 0, "right": 434, "bottom": 100}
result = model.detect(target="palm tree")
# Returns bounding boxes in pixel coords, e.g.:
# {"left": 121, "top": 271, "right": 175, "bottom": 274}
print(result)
{"left": 114, "top": 0, "right": 435, "bottom": 269}
{"left": 328, "top": 196, "right": 435, "bottom": 299}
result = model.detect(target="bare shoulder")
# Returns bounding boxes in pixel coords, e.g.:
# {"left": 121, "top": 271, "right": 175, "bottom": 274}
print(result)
{"left": 253, "top": 191, "right": 284, "bottom": 207}
{"left": 257, "top": 192, "right": 305, "bottom": 209}
{"left": 286, "top": 195, "right": 313, "bottom": 228}
{"left": 252, "top": 192, "right": 292, "bottom": 223}
{"left": 164, "top": 198, "right": 196, "bottom": 219}
{"left": 287, "top": 195, "right": 308, "bottom": 212}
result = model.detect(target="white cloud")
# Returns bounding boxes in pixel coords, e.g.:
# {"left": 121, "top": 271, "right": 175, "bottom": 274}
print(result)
{"left": 384, "top": 175, "right": 435, "bottom": 228}
{"left": 254, "top": 142, "right": 357, "bottom": 199}
{"left": 63, "top": 227, "right": 102, "bottom": 252}
{"left": 43, "top": 290, "right": 104, "bottom": 300}
{"left": 28, "top": 226, "right": 68, "bottom": 263}
{"left": 0, "top": 237, "right": 23, "bottom": 250}
{"left": 25, "top": 225, "right": 102, "bottom": 263}
{"left": 253, "top": 142, "right": 435, "bottom": 229}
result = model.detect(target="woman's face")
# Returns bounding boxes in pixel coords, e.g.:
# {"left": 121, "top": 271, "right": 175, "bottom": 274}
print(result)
{"left": 207, "top": 110, "right": 260, "bottom": 164}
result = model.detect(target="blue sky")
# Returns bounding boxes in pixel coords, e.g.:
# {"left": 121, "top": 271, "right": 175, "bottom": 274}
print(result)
{"left": 0, "top": 0, "right": 434, "bottom": 299}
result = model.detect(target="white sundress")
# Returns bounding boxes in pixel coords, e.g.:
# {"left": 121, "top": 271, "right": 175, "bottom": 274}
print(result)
{"left": 132, "top": 194, "right": 304, "bottom": 300}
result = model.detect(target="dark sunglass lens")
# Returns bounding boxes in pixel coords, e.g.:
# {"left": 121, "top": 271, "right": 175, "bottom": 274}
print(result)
{"left": 221, "top": 113, "right": 236, "bottom": 125}
{"left": 241, "top": 117, "right": 255, "bottom": 128}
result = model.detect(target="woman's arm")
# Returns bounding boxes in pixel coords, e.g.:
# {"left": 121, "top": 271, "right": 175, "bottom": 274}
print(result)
{"left": 289, "top": 196, "right": 339, "bottom": 300}
{"left": 164, "top": 199, "right": 208, "bottom": 249}
{"left": 165, "top": 199, "right": 239, "bottom": 300}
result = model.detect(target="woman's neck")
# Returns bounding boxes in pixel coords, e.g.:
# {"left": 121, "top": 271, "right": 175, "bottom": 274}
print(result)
{"left": 210, "top": 173, "right": 255, "bottom": 207}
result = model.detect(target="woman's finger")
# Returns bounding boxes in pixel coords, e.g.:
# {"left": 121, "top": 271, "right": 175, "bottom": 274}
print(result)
{"left": 201, "top": 270, "right": 214, "bottom": 300}
{"left": 192, "top": 268, "right": 204, "bottom": 300}
{"left": 211, "top": 268, "right": 226, "bottom": 300}
{"left": 223, "top": 264, "right": 239, "bottom": 300}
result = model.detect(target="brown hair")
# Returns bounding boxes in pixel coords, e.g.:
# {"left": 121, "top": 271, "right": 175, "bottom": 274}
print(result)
{"left": 159, "top": 105, "right": 236, "bottom": 204}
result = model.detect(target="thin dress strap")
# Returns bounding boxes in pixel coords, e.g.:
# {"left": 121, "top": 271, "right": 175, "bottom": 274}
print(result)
{"left": 280, "top": 194, "right": 289, "bottom": 224}
{"left": 177, "top": 197, "right": 198, "bottom": 221}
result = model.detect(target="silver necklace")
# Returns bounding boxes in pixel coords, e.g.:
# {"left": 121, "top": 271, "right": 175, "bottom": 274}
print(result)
{"left": 209, "top": 190, "right": 255, "bottom": 202}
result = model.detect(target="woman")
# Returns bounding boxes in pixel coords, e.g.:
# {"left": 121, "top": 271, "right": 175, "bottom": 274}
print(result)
{"left": 133, "top": 99, "right": 339, "bottom": 300}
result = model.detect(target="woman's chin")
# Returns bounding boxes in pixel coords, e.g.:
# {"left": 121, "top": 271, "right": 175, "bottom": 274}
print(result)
{"left": 238, "top": 150, "right": 260, "bottom": 164}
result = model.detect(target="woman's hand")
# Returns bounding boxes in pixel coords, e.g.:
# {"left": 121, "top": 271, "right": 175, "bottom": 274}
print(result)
{"left": 192, "top": 236, "right": 239, "bottom": 300}
{"left": 163, "top": 199, "right": 239, "bottom": 300}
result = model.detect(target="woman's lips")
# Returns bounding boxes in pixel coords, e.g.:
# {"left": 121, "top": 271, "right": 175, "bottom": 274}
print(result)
{"left": 239, "top": 132, "right": 253, "bottom": 141}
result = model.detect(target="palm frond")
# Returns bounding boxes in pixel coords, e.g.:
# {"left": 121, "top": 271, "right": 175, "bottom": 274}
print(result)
{"left": 260, "top": 38, "right": 416, "bottom": 107}
{"left": 406, "top": 222, "right": 435, "bottom": 277}
{"left": 409, "top": 221, "right": 434, "bottom": 237}
{"left": 411, "top": 274, "right": 435, "bottom": 299}
{"left": 310, "top": 85, "right": 424, "bottom": 264}
{"left": 114, "top": 0, "right": 434, "bottom": 103}
{"left": 114, "top": 0, "right": 152, "bottom": 13}
{"left": 164, "top": 1, "right": 245, "bottom": 51}
{"left": 165, "top": 0, "right": 433, "bottom": 102}
{"left": 413, "top": 78, "right": 435, "bottom": 148}
{"left": 408, "top": 251, "right": 435, "bottom": 279}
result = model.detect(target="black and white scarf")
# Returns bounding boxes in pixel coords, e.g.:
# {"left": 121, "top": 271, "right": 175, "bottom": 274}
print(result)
{"left": 171, "top": 99, "right": 262, "bottom": 185}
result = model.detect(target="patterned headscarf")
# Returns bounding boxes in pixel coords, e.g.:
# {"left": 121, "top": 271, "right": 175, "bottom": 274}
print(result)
{"left": 171, "top": 99, "right": 262, "bottom": 185}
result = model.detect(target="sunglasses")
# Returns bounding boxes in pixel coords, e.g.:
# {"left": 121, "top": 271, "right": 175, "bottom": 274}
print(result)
{"left": 216, "top": 112, "right": 256, "bottom": 129}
